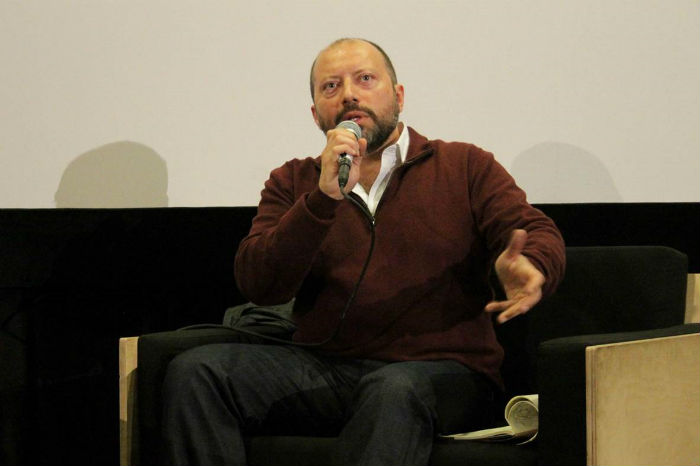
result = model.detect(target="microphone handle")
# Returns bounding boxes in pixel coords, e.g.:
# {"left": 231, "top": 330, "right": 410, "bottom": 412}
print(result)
{"left": 338, "top": 154, "right": 353, "bottom": 189}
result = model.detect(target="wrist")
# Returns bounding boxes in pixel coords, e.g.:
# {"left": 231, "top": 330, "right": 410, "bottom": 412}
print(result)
{"left": 307, "top": 187, "right": 341, "bottom": 219}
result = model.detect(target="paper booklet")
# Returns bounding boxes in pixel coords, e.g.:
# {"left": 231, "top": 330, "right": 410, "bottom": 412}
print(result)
{"left": 439, "top": 394, "right": 539, "bottom": 444}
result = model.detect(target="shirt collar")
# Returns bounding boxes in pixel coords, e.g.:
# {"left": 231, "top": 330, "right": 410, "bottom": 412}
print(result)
{"left": 387, "top": 122, "right": 409, "bottom": 164}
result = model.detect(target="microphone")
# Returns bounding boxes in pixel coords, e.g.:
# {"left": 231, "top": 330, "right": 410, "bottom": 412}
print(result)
{"left": 336, "top": 120, "right": 362, "bottom": 189}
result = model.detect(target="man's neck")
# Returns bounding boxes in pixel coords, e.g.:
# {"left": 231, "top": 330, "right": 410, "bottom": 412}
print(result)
{"left": 365, "top": 122, "right": 404, "bottom": 160}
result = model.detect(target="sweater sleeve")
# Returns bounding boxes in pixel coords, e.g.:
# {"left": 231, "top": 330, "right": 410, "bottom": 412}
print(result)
{"left": 234, "top": 160, "right": 340, "bottom": 305}
{"left": 466, "top": 146, "right": 566, "bottom": 298}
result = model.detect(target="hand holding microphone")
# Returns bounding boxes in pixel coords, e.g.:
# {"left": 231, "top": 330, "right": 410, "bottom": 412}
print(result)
{"left": 318, "top": 120, "right": 365, "bottom": 200}
{"left": 336, "top": 120, "right": 363, "bottom": 190}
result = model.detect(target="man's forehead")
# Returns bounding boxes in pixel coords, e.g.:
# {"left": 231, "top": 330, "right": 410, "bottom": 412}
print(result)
{"left": 313, "top": 40, "right": 383, "bottom": 75}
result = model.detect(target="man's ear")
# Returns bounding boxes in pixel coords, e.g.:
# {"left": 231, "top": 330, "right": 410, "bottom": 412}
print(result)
{"left": 311, "top": 104, "right": 321, "bottom": 129}
{"left": 395, "top": 84, "right": 405, "bottom": 113}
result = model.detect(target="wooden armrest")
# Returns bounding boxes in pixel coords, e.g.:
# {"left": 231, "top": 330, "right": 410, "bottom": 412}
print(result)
{"left": 119, "top": 336, "right": 139, "bottom": 466}
{"left": 586, "top": 332, "right": 700, "bottom": 466}
{"left": 686, "top": 273, "right": 699, "bottom": 323}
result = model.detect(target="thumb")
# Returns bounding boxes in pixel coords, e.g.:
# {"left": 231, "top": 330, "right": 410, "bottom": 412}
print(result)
{"left": 504, "top": 229, "right": 527, "bottom": 260}
{"left": 358, "top": 138, "right": 367, "bottom": 159}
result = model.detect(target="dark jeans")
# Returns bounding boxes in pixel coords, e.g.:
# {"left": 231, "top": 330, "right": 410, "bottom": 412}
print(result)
{"left": 161, "top": 343, "right": 497, "bottom": 466}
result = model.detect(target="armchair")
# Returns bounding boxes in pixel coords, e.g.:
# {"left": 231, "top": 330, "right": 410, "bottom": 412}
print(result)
{"left": 120, "top": 246, "right": 700, "bottom": 466}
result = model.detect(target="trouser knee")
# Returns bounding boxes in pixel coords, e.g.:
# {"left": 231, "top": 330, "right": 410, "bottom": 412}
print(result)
{"left": 355, "top": 365, "right": 436, "bottom": 415}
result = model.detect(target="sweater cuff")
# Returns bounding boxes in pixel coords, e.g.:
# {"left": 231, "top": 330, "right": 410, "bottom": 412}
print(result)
{"left": 305, "top": 187, "right": 341, "bottom": 221}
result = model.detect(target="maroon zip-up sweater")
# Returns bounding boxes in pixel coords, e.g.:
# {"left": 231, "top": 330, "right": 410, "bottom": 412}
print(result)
{"left": 235, "top": 127, "right": 565, "bottom": 386}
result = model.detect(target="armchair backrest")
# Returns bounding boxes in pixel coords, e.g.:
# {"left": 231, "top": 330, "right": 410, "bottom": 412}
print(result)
{"left": 496, "top": 245, "right": 688, "bottom": 398}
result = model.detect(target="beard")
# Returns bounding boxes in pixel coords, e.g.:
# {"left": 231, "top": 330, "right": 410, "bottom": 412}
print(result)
{"left": 318, "top": 95, "right": 401, "bottom": 153}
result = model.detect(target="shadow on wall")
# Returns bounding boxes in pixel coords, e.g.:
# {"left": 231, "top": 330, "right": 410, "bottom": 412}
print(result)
{"left": 510, "top": 142, "right": 622, "bottom": 203}
{"left": 55, "top": 141, "right": 169, "bottom": 207}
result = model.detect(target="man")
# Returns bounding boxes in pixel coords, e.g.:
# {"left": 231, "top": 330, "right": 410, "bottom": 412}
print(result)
{"left": 162, "top": 38, "right": 565, "bottom": 466}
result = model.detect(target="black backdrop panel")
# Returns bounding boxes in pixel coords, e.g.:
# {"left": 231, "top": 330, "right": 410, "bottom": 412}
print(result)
{"left": 0, "top": 203, "right": 697, "bottom": 465}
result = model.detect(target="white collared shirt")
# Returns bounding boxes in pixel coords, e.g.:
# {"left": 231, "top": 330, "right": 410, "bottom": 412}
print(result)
{"left": 352, "top": 124, "right": 410, "bottom": 215}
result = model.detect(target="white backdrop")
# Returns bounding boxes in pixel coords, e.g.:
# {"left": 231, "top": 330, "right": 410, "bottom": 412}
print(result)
{"left": 1, "top": 0, "right": 698, "bottom": 207}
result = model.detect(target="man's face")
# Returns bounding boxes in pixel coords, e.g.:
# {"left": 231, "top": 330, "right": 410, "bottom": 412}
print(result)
{"left": 311, "top": 40, "right": 404, "bottom": 153}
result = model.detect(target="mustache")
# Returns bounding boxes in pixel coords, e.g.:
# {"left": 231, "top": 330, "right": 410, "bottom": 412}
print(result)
{"left": 334, "top": 103, "right": 378, "bottom": 126}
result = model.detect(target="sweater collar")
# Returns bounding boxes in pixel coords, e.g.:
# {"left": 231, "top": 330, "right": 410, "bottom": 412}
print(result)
{"left": 404, "top": 126, "right": 433, "bottom": 161}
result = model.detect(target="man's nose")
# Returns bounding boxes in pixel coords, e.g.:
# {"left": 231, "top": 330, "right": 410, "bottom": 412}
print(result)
{"left": 341, "top": 79, "right": 359, "bottom": 104}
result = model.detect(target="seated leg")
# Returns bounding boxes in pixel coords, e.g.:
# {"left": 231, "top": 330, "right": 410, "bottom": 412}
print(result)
{"left": 161, "top": 343, "right": 357, "bottom": 466}
{"left": 336, "top": 360, "right": 497, "bottom": 466}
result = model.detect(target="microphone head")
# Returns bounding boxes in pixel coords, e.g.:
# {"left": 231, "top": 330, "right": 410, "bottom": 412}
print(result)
{"left": 336, "top": 120, "right": 362, "bottom": 140}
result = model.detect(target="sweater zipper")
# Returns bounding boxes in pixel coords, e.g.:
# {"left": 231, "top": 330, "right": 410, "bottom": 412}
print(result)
{"left": 347, "top": 192, "right": 376, "bottom": 228}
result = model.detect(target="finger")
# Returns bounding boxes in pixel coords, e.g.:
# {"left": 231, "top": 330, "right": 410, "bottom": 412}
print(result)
{"left": 484, "top": 299, "right": 514, "bottom": 313}
{"left": 496, "top": 308, "right": 519, "bottom": 324}
{"left": 485, "top": 296, "right": 536, "bottom": 323}
{"left": 495, "top": 301, "right": 531, "bottom": 324}
{"left": 485, "top": 298, "right": 527, "bottom": 314}
{"left": 334, "top": 143, "right": 359, "bottom": 159}
{"left": 327, "top": 128, "right": 359, "bottom": 150}
{"left": 332, "top": 127, "right": 361, "bottom": 144}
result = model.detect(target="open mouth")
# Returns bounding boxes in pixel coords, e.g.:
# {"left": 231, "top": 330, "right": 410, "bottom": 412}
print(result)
{"left": 340, "top": 111, "right": 367, "bottom": 125}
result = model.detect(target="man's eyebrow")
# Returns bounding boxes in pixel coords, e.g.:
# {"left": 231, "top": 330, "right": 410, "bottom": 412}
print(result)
{"left": 319, "top": 74, "right": 341, "bottom": 81}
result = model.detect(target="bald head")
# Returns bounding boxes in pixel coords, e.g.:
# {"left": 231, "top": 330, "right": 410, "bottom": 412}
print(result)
{"left": 309, "top": 38, "right": 397, "bottom": 100}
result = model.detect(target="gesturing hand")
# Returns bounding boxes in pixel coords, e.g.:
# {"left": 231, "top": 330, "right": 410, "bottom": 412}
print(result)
{"left": 485, "top": 229, "right": 545, "bottom": 324}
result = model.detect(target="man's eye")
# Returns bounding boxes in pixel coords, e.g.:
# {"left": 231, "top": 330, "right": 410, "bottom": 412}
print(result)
{"left": 360, "top": 74, "right": 372, "bottom": 81}
{"left": 324, "top": 82, "right": 337, "bottom": 90}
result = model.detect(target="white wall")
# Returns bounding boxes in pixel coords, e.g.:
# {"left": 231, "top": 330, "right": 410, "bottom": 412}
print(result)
{"left": 1, "top": 0, "right": 698, "bottom": 207}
